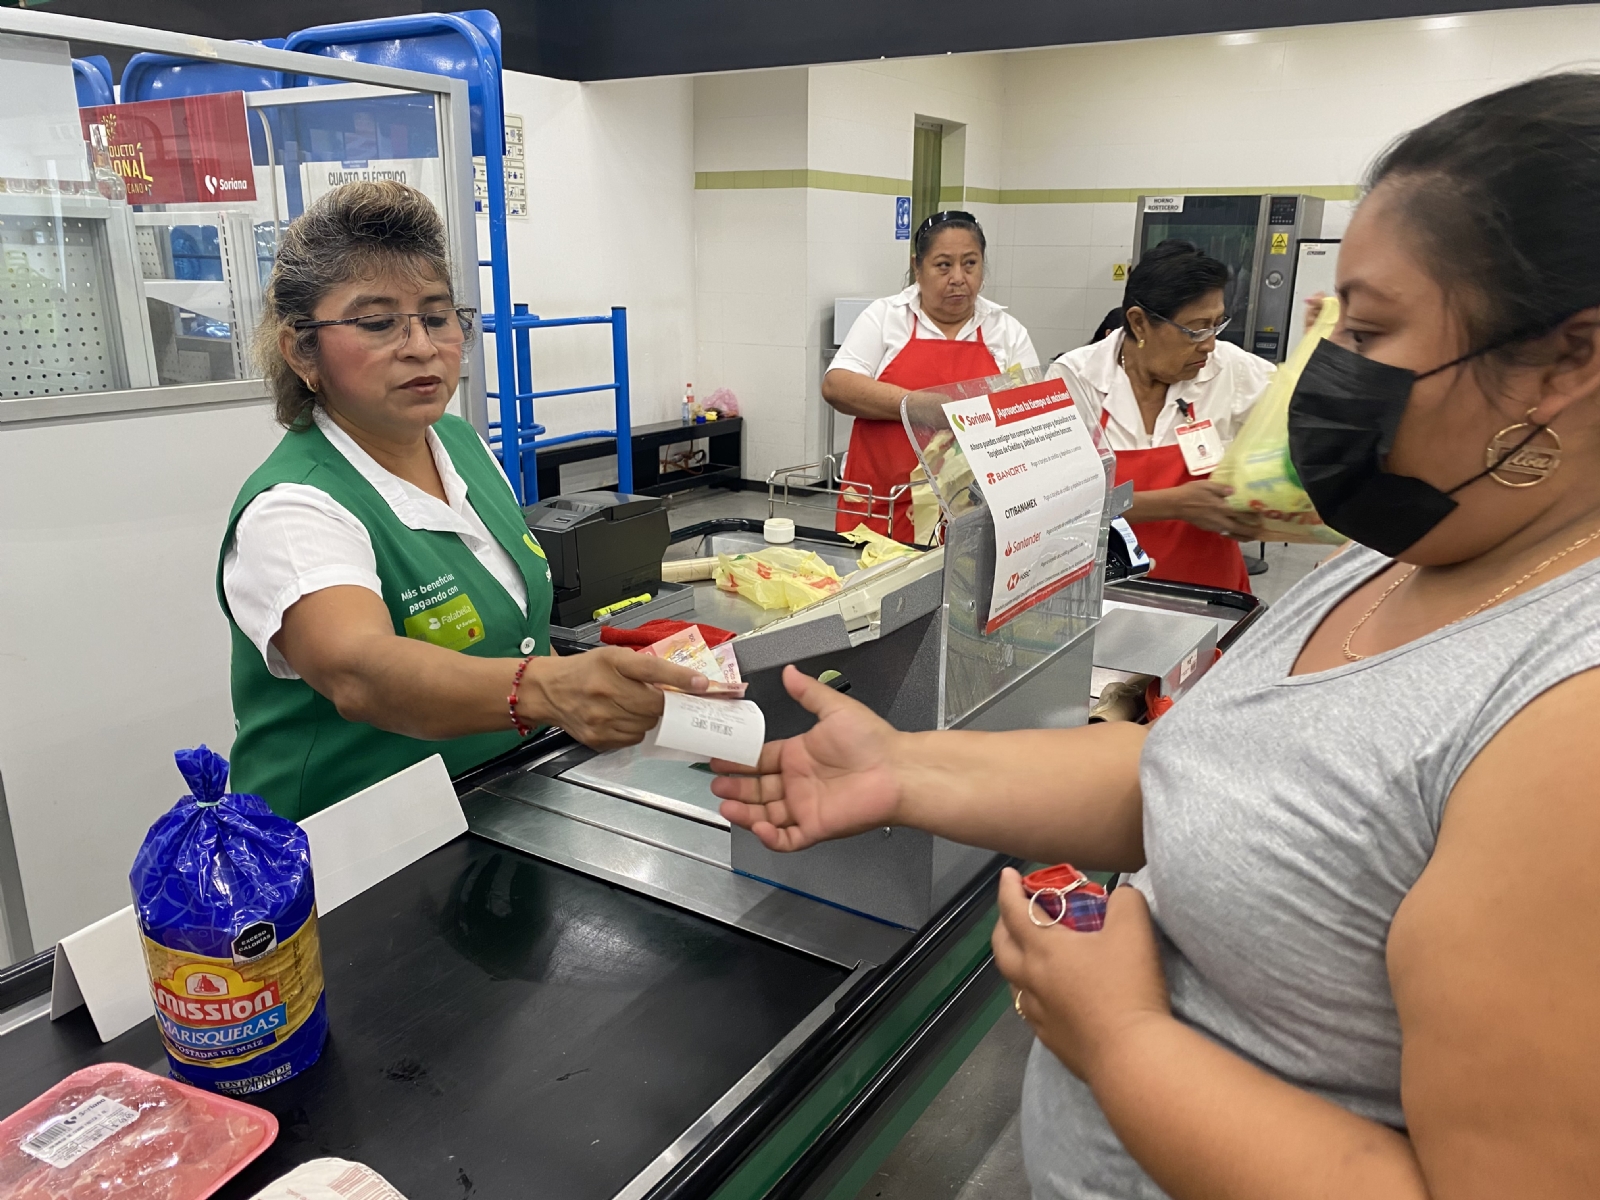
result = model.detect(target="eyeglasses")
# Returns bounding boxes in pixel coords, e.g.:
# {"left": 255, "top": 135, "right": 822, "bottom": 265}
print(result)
{"left": 294, "top": 306, "right": 478, "bottom": 350}
{"left": 915, "top": 210, "right": 979, "bottom": 240}
{"left": 1133, "top": 302, "right": 1231, "bottom": 344}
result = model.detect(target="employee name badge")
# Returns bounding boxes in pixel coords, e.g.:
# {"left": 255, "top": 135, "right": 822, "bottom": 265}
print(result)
{"left": 1175, "top": 418, "right": 1223, "bottom": 475}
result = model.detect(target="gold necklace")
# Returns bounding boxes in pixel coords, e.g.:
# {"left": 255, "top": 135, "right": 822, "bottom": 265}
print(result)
{"left": 1342, "top": 525, "right": 1600, "bottom": 662}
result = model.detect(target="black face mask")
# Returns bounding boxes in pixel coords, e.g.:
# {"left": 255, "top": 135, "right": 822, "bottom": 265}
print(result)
{"left": 1287, "top": 339, "right": 1548, "bottom": 557}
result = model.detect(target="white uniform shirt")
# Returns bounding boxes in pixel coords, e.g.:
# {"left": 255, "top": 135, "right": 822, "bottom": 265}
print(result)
{"left": 831, "top": 284, "right": 1038, "bottom": 380}
{"left": 1047, "top": 330, "right": 1275, "bottom": 452}
{"left": 223, "top": 407, "right": 530, "bottom": 681}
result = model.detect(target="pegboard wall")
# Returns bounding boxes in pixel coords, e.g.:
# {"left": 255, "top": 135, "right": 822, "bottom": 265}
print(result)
{"left": 1, "top": 215, "right": 119, "bottom": 399}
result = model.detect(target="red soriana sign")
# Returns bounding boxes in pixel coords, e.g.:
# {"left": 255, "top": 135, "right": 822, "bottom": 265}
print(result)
{"left": 989, "top": 378, "right": 1075, "bottom": 426}
{"left": 79, "top": 92, "right": 257, "bottom": 205}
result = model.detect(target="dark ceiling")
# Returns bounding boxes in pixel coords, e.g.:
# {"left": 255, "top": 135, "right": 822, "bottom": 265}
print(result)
{"left": 37, "top": 0, "right": 1572, "bottom": 81}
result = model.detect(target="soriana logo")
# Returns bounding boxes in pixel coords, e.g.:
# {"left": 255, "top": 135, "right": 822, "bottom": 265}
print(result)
{"left": 80, "top": 93, "right": 257, "bottom": 205}
{"left": 989, "top": 378, "right": 1074, "bottom": 426}
{"left": 153, "top": 963, "right": 280, "bottom": 1027}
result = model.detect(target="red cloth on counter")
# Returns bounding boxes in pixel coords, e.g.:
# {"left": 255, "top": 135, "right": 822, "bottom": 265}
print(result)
{"left": 599, "top": 619, "right": 736, "bottom": 648}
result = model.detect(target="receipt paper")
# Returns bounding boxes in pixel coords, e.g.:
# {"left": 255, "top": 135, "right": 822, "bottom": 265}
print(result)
{"left": 642, "top": 692, "right": 765, "bottom": 767}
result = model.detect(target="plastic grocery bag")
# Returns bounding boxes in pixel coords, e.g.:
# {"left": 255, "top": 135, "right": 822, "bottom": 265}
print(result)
{"left": 714, "top": 546, "right": 843, "bottom": 612}
{"left": 1210, "top": 297, "right": 1348, "bottom": 545}
{"left": 840, "top": 523, "right": 921, "bottom": 568}
{"left": 130, "top": 746, "right": 328, "bottom": 1095}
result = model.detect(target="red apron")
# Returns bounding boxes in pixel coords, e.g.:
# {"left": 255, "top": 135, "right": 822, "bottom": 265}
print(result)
{"left": 838, "top": 316, "right": 1000, "bottom": 544}
{"left": 1102, "top": 408, "right": 1252, "bottom": 593}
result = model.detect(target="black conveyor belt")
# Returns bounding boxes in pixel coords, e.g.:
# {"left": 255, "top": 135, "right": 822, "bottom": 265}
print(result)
{"left": 0, "top": 836, "right": 848, "bottom": 1198}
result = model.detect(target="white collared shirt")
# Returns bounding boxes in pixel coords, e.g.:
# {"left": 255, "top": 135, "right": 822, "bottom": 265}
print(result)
{"left": 830, "top": 284, "right": 1038, "bottom": 380}
{"left": 1046, "top": 329, "right": 1275, "bottom": 452}
{"left": 223, "top": 408, "right": 529, "bottom": 680}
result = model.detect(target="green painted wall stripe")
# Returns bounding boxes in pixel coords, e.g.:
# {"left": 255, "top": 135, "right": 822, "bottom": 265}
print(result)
{"left": 695, "top": 169, "right": 911, "bottom": 194}
{"left": 696, "top": 171, "right": 1361, "bottom": 204}
{"left": 995, "top": 183, "right": 1362, "bottom": 203}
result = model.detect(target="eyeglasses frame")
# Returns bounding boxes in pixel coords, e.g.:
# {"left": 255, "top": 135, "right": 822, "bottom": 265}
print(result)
{"left": 293, "top": 306, "right": 480, "bottom": 346}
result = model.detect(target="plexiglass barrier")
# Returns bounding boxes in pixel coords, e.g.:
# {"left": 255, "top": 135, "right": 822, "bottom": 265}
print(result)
{"left": 0, "top": 20, "right": 476, "bottom": 415}
{"left": 901, "top": 367, "right": 1118, "bottom": 728}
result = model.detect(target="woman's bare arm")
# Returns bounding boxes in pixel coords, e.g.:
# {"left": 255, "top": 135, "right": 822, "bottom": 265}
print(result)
{"left": 1387, "top": 666, "right": 1600, "bottom": 1197}
{"left": 713, "top": 666, "right": 1147, "bottom": 871}
{"left": 821, "top": 368, "right": 908, "bottom": 421}
{"left": 273, "top": 584, "right": 705, "bottom": 748}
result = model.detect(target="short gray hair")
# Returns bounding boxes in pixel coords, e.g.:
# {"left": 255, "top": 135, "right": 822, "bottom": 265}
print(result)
{"left": 255, "top": 181, "right": 456, "bottom": 428}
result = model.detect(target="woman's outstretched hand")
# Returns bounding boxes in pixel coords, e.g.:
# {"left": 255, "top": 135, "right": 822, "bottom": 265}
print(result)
{"left": 710, "top": 665, "right": 904, "bottom": 851}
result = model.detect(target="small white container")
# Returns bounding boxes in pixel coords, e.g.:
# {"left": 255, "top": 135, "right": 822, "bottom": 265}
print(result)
{"left": 763, "top": 517, "right": 796, "bottom": 544}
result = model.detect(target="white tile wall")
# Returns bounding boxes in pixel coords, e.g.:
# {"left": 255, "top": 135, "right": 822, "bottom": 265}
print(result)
{"left": 689, "top": 4, "right": 1600, "bottom": 471}
{"left": 694, "top": 69, "right": 808, "bottom": 171}
{"left": 481, "top": 72, "right": 697, "bottom": 439}
{"left": 992, "top": 6, "right": 1600, "bottom": 348}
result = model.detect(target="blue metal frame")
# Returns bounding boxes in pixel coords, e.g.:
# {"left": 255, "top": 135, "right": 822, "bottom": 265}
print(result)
{"left": 481, "top": 306, "right": 633, "bottom": 502}
{"left": 72, "top": 55, "right": 114, "bottom": 106}
{"left": 283, "top": 12, "right": 633, "bottom": 505}
{"left": 119, "top": 41, "right": 287, "bottom": 102}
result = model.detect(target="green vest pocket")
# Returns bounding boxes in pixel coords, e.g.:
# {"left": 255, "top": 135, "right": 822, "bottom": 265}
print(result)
{"left": 404, "top": 591, "right": 487, "bottom": 651}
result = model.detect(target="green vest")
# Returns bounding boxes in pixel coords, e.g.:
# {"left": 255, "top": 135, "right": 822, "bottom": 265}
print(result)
{"left": 218, "top": 414, "right": 553, "bottom": 820}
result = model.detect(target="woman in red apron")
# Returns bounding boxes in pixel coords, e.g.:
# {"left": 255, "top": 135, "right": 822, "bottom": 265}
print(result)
{"left": 823, "top": 211, "right": 1038, "bottom": 544}
{"left": 1052, "top": 240, "right": 1276, "bottom": 592}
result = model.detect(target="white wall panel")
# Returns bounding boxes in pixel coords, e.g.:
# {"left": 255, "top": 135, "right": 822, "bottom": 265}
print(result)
{"left": 0, "top": 400, "right": 282, "bottom": 951}
{"left": 480, "top": 72, "right": 697, "bottom": 437}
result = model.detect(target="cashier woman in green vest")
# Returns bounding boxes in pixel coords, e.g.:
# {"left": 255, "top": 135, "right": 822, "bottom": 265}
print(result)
{"left": 220, "top": 181, "right": 707, "bottom": 821}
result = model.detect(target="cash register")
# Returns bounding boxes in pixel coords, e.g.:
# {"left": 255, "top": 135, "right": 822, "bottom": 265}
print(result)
{"left": 522, "top": 491, "right": 672, "bottom": 627}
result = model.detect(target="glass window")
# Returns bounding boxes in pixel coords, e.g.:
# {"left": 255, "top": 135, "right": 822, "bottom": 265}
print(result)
{"left": 0, "top": 28, "right": 461, "bottom": 403}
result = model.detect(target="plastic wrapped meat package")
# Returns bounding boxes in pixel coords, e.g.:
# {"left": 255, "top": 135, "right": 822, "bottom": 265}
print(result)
{"left": 0, "top": 1062, "right": 277, "bottom": 1199}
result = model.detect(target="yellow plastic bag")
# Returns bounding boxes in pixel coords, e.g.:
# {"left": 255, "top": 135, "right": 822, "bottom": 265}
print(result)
{"left": 714, "top": 547, "right": 843, "bottom": 612}
{"left": 840, "top": 523, "right": 922, "bottom": 568}
{"left": 1211, "top": 297, "right": 1348, "bottom": 545}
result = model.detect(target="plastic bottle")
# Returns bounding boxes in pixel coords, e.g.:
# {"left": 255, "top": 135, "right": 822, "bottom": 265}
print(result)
{"left": 682, "top": 383, "right": 694, "bottom": 423}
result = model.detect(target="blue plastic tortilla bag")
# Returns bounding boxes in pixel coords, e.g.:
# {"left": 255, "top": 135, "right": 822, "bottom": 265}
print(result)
{"left": 129, "top": 746, "right": 327, "bottom": 1094}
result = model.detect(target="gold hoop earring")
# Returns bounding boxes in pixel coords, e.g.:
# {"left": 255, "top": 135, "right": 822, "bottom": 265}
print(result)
{"left": 1137, "top": 338, "right": 1146, "bottom": 348}
{"left": 1486, "top": 408, "right": 1561, "bottom": 487}
{"left": 303, "top": 377, "right": 319, "bottom": 396}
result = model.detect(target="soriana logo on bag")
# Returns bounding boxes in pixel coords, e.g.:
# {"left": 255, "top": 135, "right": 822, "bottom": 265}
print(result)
{"left": 79, "top": 93, "right": 257, "bottom": 205}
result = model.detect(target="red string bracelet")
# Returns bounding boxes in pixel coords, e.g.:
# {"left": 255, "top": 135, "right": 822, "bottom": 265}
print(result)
{"left": 508, "top": 655, "right": 536, "bottom": 736}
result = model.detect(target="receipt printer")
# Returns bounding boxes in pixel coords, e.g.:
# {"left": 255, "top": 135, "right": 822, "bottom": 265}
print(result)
{"left": 523, "top": 491, "right": 671, "bottom": 626}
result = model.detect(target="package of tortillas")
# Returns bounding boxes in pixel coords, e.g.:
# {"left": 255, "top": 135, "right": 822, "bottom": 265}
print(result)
{"left": 130, "top": 745, "right": 328, "bottom": 1095}
{"left": 249, "top": 1158, "right": 409, "bottom": 1199}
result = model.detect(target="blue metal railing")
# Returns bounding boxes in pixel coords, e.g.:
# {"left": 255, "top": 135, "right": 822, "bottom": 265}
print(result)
{"left": 481, "top": 305, "right": 632, "bottom": 503}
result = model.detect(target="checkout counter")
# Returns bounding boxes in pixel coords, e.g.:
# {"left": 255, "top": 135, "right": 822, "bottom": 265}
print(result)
{"left": 0, "top": 14, "right": 1254, "bottom": 1184}
{"left": 0, "top": 385, "right": 1258, "bottom": 1194}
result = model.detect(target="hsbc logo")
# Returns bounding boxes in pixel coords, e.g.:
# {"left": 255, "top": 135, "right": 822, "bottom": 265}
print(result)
{"left": 1006, "top": 572, "right": 1020, "bottom": 590}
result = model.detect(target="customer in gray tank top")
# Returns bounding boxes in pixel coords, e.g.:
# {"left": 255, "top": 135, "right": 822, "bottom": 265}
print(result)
{"left": 715, "top": 75, "right": 1600, "bottom": 1200}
